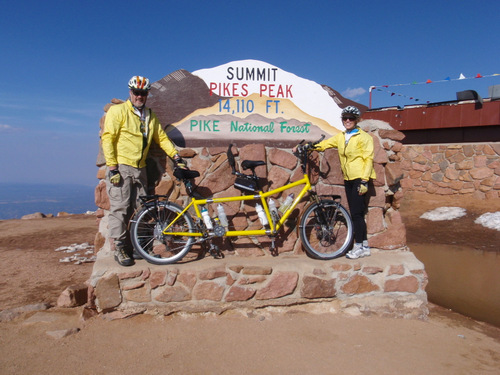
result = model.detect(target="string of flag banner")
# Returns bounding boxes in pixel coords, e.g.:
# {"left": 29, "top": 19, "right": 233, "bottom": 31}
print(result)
{"left": 369, "top": 72, "right": 500, "bottom": 108}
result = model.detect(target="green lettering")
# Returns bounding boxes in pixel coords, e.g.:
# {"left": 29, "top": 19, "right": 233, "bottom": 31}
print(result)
{"left": 280, "top": 121, "right": 288, "bottom": 132}
{"left": 203, "top": 120, "right": 211, "bottom": 131}
{"left": 280, "top": 122, "right": 311, "bottom": 133}
{"left": 230, "top": 120, "right": 275, "bottom": 133}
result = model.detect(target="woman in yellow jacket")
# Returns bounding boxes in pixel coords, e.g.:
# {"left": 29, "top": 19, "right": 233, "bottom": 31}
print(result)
{"left": 315, "top": 106, "right": 376, "bottom": 259}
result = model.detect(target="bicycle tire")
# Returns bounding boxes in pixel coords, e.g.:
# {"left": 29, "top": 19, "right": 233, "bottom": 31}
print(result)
{"left": 299, "top": 200, "right": 353, "bottom": 260}
{"left": 130, "top": 201, "right": 195, "bottom": 265}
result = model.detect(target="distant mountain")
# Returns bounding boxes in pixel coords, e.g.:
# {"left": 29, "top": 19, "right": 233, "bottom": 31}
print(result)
{"left": 148, "top": 69, "right": 223, "bottom": 127}
{"left": 0, "top": 183, "right": 96, "bottom": 220}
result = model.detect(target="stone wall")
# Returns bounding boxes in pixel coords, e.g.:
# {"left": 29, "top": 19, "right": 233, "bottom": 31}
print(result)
{"left": 399, "top": 143, "right": 500, "bottom": 199}
{"left": 90, "top": 252, "right": 428, "bottom": 319}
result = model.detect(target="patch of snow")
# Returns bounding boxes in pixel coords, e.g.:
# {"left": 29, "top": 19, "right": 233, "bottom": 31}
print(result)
{"left": 420, "top": 207, "right": 467, "bottom": 221}
{"left": 420, "top": 207, "right": 500, "bottom": 232}
{"left": 474, "top": 212, "right": 500, "bottom": 231}
{"left": 55, "top": 243, "right": 95, "bottom": 264}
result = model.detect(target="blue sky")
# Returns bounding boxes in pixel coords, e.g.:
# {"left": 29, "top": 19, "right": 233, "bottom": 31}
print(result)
{"left": 1, "top": 0, "right": 498, "bottom": 186}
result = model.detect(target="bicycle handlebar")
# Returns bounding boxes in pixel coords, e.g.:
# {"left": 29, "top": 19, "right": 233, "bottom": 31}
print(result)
{"left": 293, "top": 135, "right": 325, "bottom": 173}
{"left": 294, "top": 134, "right": 325, "bottom": 156}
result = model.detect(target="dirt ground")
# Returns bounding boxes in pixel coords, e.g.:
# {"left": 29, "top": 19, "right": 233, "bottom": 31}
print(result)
{"left": 0, "top": 214, "right": 97, "bottom": 310}
{"left": 1, "top": 193, "right": 500, "bottom": 374}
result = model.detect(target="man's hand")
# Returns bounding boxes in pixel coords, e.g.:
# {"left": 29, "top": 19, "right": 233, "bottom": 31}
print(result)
{"left": 174, "top": 156, "right": 187, "bottom": 169}
{"left": 109, "top": 169, "right": 121, "bottom": 186}
{"left": 358, "top": 180, "right": 368, "bottom": 195}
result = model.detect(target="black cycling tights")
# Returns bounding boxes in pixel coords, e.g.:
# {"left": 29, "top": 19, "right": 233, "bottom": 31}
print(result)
{"left": 344, "top": 179, "right": 368, "bottom": 244}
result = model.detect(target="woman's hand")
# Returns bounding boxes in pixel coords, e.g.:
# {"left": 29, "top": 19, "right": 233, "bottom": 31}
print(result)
{"left": 358, "top": 180, "right": 368, "bottom": 195}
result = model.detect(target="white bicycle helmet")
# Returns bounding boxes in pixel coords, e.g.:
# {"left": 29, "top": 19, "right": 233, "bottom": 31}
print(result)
{"left": 128, "top": 76, "right": 151, "bottom": 91}
{"left": 341, "top": 106, "right": 361, "bottom": 119}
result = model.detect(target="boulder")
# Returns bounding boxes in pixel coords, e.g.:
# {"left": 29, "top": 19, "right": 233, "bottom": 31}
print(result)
{"left": 57, "top": 284, "right": 88, "bottom": 308}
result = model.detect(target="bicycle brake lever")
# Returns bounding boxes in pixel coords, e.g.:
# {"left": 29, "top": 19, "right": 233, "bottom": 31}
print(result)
{"left": 315, "top": 135, "right": 325, "bottom": 145}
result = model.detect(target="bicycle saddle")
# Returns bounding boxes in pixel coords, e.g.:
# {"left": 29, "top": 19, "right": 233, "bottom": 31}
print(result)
{"left": 173, "top": 168, "right": 200, "bottom": 180}
{"left": 241, "top": 160, "right": 266, "bottom": 170}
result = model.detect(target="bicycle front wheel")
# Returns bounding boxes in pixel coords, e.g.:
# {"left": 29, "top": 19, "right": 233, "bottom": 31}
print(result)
{"left": 299, "top": 200, "right": 353, "bottom": 260}
{"left": 130, "top": 201, "right": 195, "bottom": 265}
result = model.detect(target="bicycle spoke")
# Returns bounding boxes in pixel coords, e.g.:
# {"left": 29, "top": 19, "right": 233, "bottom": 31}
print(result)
{"left": 299, "top": 200, "right": 353, "bottom": 259}
{"left": 130, "top": 201, "right": 195, "bottom": 264}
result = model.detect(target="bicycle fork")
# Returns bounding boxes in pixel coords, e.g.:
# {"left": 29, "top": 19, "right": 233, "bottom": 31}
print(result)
{"left": 311, "top": 194, "right": 342, "bottom": 240}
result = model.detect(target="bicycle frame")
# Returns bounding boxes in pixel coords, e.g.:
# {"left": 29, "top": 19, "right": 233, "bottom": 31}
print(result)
{"left": 162, "top": 173, "right": 314, "bottom": 238}
{"left": 131, "top": 136, "right": 354, "bottom": 264}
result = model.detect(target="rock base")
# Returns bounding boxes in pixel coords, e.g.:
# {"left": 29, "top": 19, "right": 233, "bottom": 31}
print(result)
{"left": 88, "top": 247, "right": 428, "bottom": 320}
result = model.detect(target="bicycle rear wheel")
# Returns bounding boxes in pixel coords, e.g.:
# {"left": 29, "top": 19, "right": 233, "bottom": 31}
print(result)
{"left": 299, "top": 200, "right": 353, "bottom": 259}
{"left": 130, "top": 201, "right": 195, "bottom": 265}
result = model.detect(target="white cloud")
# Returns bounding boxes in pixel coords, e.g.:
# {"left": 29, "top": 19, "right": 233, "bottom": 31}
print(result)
{"left": 0, "top": 96, "right": 100, "bottom": 118}
{"left": 0, "top": 124, "right": 22, "bottom": 133}
{"left": 44, "top": 116, "right": 83, "bottom": 127}
{"left": 342, "top": 87, "right": 367, "bottom": 99}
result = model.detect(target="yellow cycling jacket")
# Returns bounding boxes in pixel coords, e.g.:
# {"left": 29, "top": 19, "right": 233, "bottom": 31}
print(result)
{"left": 102, "top": 100, "right": 178, "bottom": 168}
{"left": 315, "top": 127, "right": 376, "bottom": 181}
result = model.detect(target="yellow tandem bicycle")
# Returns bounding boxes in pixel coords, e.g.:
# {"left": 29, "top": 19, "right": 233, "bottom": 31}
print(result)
{"left": 130, "top": 137, "right": 354, "bottom": 265}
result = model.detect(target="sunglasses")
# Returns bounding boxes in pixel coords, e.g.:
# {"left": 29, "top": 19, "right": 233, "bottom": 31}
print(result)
{"left": 342, "top": 117, "right": 357, "bottom": 121}
{"left": 132, "top": 90, "right": 148, "bottom": 97}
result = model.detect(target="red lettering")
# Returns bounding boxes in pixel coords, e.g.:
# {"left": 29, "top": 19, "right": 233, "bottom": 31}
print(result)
{"left": 212, "top": 82, "right": 290, "bottom": 98}
{"left": 277, "top": 85, "right": 284, "bottom": 97}
{"left": 268, "top": 84, "right": 275, "bottom": 97}
{"left": 209, "top": 82, "right": 217, "bottom": 96}
{"left": 241, "top": 83, "right": 248, "bottom": 96}
{"left": 223, "top": 83, "right": 231, "bottom": 96}
{"left": 259, "top": 84, "right": 267, "bottom": 97}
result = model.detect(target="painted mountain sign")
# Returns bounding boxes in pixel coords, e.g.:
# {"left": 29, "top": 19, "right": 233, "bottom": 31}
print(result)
{"left": 147, "top": 59, "right": 365, "bottom": 147}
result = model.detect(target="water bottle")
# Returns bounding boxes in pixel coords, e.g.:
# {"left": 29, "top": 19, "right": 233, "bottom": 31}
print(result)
{"left": 268, "top": 198, "right": 279, "bottom": 226}
{"left": 279, "top": 193, "right": 294, "bottom": 214}
{"left": 201, "top": 207, "right": 213, "bottom": 230}
{"left": 268, "top": 198, "right": 278, "bottom": 217}
{"left": 217, "top": 203, "right": 228, "bottom": 227}
{"left": 255, "top": 203, "right": 269, "bottom": 226}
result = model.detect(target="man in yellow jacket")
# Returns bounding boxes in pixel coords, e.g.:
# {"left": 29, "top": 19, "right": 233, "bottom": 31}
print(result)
{"left": 314, "top": 106, "right": 376, "bottom": 259}
{"left": 102, "top": 76, "right": 184, "bottom": 266}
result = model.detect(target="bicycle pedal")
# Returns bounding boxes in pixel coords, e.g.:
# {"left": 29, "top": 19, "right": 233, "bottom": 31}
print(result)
{"left": 209, "top": 245, "right": 224, "bottom": 259}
